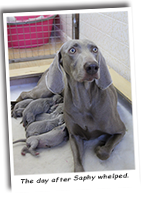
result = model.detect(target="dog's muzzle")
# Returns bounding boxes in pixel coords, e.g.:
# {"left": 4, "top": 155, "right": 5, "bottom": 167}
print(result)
{"left": 84, "top": 62, "right": 99, "bottom": 75}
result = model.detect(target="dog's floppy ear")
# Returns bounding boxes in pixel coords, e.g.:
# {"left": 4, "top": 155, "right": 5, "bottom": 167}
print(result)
{"left": 95, "top": 50, "right": 112, "bottom": 90}
{"left": 45, "top": 49, "right": 65, "bottom": 94}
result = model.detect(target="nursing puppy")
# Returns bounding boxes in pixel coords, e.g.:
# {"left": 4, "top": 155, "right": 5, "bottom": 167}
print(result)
{"left": 35, "top": 103, "right": 63, "bottom": 121}
{"left": 26, "top": 114, "right": 64, "bottom": 138}
{"left": 13, "top": 123, "right": 68, "bottom": 156}
{"left": 22, "top": 94, "right": 62, "bottom": 128}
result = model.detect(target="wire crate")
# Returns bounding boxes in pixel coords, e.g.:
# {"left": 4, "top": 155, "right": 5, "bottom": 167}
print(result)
{"left": 7, "top": 13, "right": 78, "bottom": 63}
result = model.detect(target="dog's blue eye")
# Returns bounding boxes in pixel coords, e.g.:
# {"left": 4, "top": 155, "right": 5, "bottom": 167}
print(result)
{"left": 69, "top": 47, "right": 76, "bottom": 54}
{"left": 92, "top": 47, "right": 98, "bottom": 53}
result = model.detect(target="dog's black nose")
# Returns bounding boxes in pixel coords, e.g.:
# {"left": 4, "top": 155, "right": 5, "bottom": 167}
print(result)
{"left": 84, "top": 62, "right": 99, "bottom": 75}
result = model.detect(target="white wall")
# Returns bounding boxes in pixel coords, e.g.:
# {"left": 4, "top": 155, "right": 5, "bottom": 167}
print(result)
{"left": 59, "top": 11, "right": 130, "bottom": 81}
{"left": 59, "top": 14, "right": 72, "bottom": 42}
{"left": 80, "top": 11, "right": 130, "bottom": 81}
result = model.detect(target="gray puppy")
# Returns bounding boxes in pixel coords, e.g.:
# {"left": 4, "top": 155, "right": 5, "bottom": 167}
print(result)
{"left": 11, "top": 99, "right": 33, "bottom": 118}
{"left": 13, "top": 123, "right": 68, "bottom": 156}
{"left": 26, "top": 114, "right": 64, "bottom": 138}
{"left": 35, "top": 103, "right": 63, "bottom": 121}
{"left": 22, "top": 94, "right": 62, "bottom": 128}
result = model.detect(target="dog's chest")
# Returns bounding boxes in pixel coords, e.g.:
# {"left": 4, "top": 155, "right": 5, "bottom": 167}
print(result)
{"left": 72, "top": 122, "right": 105, "bottom": 140}
{"left": 65, "top": 105, "right": 106, "bottom": 140}
{"left": 64, "top": 84, "right": 119, "bottom": 139}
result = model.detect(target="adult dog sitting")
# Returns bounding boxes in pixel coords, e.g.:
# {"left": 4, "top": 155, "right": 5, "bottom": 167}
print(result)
{"left": 15, "top": 39, "right": 126, "bottom": 172}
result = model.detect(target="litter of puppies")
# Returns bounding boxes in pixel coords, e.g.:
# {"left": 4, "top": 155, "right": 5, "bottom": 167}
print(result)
{"left": 12, "top": 94, "right": 69, "bottom": 156}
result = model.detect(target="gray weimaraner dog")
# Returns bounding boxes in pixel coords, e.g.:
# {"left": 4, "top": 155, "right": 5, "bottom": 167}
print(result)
{"left": 15, "top": 39, "right": 126, "bottom": 172}
{"left": 16, "top": 68, "right": 53, "bottom": 102}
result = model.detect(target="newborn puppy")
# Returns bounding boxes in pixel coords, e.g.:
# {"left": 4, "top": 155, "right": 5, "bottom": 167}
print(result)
{"left": 13, "top": 123, "right": 68, "bottom": 156}
{"left": 22, "top": 94, "right": 62, "bottom": 128}
{"left": 35, "top": 103, "right": 63, "bottom": 121}
{"left": 26, "top": 114, "right": 64, "bottom": 138}
{"left": 11, "top": 99, "right": 33, "bottom": 118}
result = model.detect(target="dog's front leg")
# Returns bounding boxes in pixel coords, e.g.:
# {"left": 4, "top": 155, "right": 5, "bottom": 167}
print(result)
{"left": 69, "top": 134, "right": 84, "bottom": 172}
{"left": 95, "top": 132, "right": 125, "bottom": 160}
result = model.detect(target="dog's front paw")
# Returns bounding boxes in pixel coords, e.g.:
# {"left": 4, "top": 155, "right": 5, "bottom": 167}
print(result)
{"left": 95, "top": 146, "right": 111, "bottom": 160}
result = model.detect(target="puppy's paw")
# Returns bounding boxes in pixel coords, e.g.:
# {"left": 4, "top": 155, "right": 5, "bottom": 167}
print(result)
{"left": 35, "top": 152, "right": 40, "bottom": 156}
{"left": 21, "top": 151, "right": 26, "bottom": 156}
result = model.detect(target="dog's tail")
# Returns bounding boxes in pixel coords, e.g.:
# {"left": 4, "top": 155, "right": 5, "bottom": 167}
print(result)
{"left": 13, "top": 139, "right": 26, "bottom": 144}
